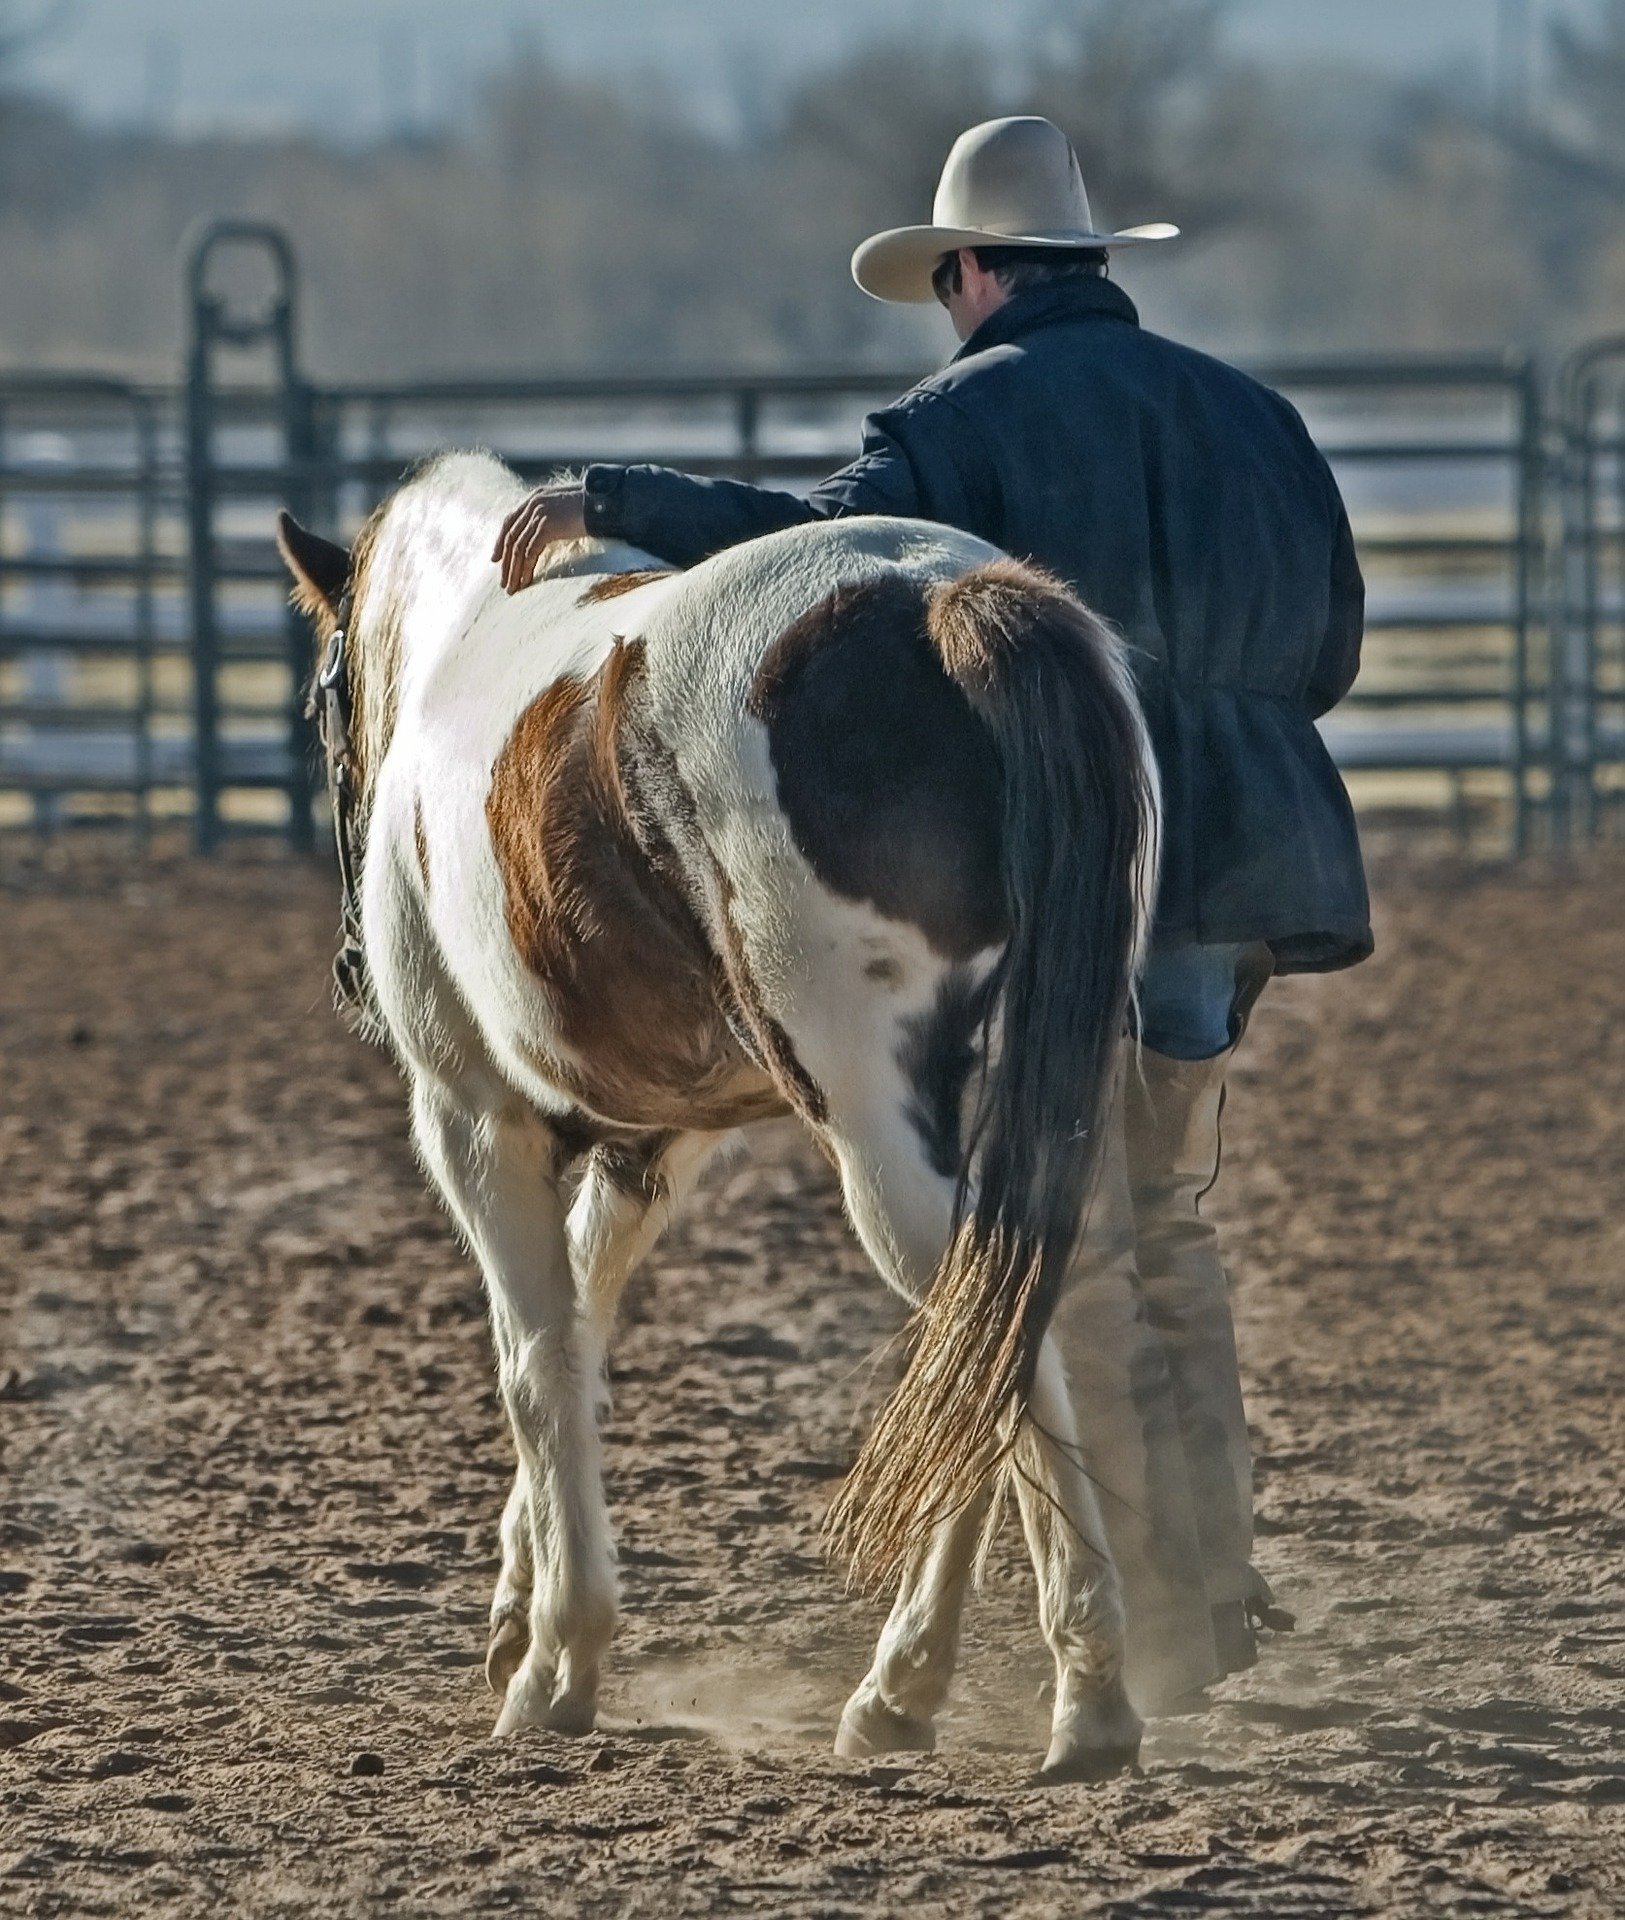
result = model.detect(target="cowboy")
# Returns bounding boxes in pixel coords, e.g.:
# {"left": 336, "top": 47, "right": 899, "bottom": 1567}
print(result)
{"left": 491, "top": 116, "right": 1371, "bottom": 1708}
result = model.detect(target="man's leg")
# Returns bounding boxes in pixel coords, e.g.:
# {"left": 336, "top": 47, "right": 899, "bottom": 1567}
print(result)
{"left": 1047, "top": 1065, "right": 1220, "bottom": 1713}
{"left": 1128, "top": 941, "right": 1273, "bottom": 1671}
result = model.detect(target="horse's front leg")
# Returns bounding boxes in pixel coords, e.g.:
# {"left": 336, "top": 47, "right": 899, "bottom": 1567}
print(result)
{"left": 412, "top": 1079, "right": 616, "bottom": 1736}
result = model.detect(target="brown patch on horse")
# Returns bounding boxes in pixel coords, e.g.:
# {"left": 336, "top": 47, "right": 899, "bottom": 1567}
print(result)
{"left": 578, "top": 569, "right": 674, "bottom": 604}
{"left": 748, "top": 575, "right": 1007, "bottom": 961}
{"left": 485, "top": 649, "right": 784, "bottom": 1133}
{"left": 413, "top": 796, "right": 430, "bottom": 892}
{"left": 611, "top": 703, "right": 828, "bottom": 1129}
{"left": 924, "top": 557, "right": 1072, "bottom": 686}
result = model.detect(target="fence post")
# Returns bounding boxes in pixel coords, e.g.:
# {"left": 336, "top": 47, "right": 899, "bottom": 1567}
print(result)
{"left": 735, "top": 387, "right": 761, "bottom": 478}
{"left": 184, "top": 220, "right": 303, "bottom": 852}
{"left": 1556, "top": 335, "right": 1625, "bottom": 846}
{"left": 184, "top": 287, "right": 220, "bottom": 851}
{"left": 1568, "top": 371, "right": 1598, "bottom": 844}
{"left": 280, "top": 367, "right": 320, "bottom": 853}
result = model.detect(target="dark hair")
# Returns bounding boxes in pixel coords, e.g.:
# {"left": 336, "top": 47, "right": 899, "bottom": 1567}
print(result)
{"left": 931, "top": 245, "right": 1109, "bottom": 304}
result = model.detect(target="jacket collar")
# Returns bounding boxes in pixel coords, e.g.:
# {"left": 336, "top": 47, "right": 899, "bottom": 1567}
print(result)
{"left": 950, "top": 276, "right": 1140, "bottom": 362}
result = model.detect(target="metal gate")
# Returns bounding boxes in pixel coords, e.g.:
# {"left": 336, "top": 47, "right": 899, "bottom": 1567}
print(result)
{"left": 1255, "top": 354, "right": 1547, "bottom": 852}
{"left": 3, "top": 219, "right": 1618, "bottom": 852}
{"left": 184, "top": 223, "right": 323, "bottom": 850}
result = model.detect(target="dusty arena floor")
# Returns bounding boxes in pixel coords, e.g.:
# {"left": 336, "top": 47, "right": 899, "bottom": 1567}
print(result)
{"left": 1, "top": 840, "right": 1621, "bottom": 1918}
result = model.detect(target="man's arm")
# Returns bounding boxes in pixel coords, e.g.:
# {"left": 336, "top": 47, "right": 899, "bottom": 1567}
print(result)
{"left": 585, "top": 392, "right": 963, "bottom": 568}
{"left": 1306, "top": 494, "right": 1365, "bottom": 718}
{"left": 579, "top": 466, "right": 824, "bottom": 570}
{"left": 494, "top": 388, "right": 992, "bottom": 587}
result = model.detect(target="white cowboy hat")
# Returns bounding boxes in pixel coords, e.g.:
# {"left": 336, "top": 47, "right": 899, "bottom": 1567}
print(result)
{"left": 851, "top": 116, "right": 1178, "bottom": 305}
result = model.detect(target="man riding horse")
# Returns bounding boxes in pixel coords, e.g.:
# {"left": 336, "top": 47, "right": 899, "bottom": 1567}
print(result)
{"left": 490, "top": 116, "right": 1371, "bottom": 1708}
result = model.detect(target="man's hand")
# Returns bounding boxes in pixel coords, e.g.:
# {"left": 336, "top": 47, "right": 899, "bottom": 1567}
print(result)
{"left": 491, "top": 484, "right": 588, "bottom": 594}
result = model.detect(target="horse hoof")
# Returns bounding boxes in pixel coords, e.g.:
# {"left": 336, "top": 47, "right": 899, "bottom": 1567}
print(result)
{"left": 1039, "top": 1676, "right": 1143, "bottom": 1783}
{"left": 1037, "top": 1738, "right": 1141, "bottom": 1785}
{"left": 492, "top": 1650, "right": 600, "bottom": 1739}
{"left": 1211, "top": 1601, "right": 1258, "bottom": 1676}
{"left": 485, "top": 1610, "right": 529, "bottom": 1697}
{"left": 834, "top": 1687, "right": 936, "bottom": 1759}
{"left": 543, "top": 1692, "right": 598, "bottom": 1738}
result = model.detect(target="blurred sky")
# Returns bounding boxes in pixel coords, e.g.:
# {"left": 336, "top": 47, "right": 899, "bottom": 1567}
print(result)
{"left": 9, "top": 0, "right": 1590, "bottom": 139}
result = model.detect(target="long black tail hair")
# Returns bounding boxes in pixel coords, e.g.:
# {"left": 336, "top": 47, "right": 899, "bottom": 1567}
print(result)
{"left": 825, "top": 559, "right": 1159, "bottom": 1589}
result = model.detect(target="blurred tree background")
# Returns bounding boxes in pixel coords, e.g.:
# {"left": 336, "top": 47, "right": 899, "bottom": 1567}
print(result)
{"left": 0, "top": 0, "right": 1619, "bottom": 378}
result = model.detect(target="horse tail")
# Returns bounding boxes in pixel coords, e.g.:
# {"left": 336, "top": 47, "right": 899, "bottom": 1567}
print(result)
{"left": 826, "top": 559, "right": 1160, "bottom": 1590}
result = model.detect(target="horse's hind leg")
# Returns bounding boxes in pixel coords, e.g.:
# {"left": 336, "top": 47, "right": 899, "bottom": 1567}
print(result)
{"left": 834, "top": 1487, "right": 990, "bottom": 1757}
{"left": 1014, "top": 1334, "right": 1144, "bottom": 1780}
{"left": 818, "top": 1081, "right": 985, "bottom": 1757}
{"left": 411, "top": 1077, "right": 615, "bottom": 1737}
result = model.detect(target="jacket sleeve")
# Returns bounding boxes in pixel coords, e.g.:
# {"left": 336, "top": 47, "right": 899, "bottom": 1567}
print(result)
{"left": 1307, "top": 491, "right": 1365, "bottom": 718}
{"left": 581, "top": 387, "right": 993, "bottom": 569}
{"left": 581, "top": 463, "right": 818, "bottom": 570}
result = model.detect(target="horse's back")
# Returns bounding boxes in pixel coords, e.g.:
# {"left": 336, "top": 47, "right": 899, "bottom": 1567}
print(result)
{"left": 633, "top": 515, "right": 1001, "bottom": 783}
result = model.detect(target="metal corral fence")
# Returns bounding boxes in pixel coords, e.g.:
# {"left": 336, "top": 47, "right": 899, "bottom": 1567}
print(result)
{"left": 0, "top": 221, "right": 1619, "bottom": 851}
{"left": 1556, "top": 337, "right": 1625, "bottom": 840}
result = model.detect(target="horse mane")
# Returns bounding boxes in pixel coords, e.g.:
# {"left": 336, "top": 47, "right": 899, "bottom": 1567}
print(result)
{"left": 338, "top": 500, "right": 402, "bottom": 812}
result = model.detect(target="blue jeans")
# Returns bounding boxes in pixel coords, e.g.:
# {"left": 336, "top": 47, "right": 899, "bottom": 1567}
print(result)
{"left": 1136, "top": 942, "right": 1249, "bottom": 1061}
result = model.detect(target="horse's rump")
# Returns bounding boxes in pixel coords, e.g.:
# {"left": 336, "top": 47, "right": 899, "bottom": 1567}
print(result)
{"left": 746, "top": 572, "right": 1008, "bottom": 962}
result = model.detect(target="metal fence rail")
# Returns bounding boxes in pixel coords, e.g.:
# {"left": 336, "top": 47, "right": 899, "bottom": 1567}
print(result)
{"left": 1251, "top": 354, "right": 1546, "bottom": 852}
{"left": 0, "top": 220, "right": 1617, "bottom": 853}
{"left": 0, "top": 377, "right": 170, "bottom": 830}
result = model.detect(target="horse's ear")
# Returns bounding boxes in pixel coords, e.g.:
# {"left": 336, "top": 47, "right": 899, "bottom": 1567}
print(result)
{"left": 276, "top": 511, "right": 352, "bottom": 619}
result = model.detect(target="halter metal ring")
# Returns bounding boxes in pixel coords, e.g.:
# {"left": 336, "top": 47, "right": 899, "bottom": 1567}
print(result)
{"left": 318, "top": 628, "right": 347, "bottom": 690}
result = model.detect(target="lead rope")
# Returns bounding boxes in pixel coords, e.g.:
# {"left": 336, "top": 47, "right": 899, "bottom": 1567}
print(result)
{"left": 307, "top": 614, "right": 371, "bottom": 1022}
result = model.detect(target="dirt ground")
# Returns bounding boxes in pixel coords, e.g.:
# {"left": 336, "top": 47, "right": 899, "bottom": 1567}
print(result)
{"left": 0, "top": 840, "right": 1621, "bottom": 1918}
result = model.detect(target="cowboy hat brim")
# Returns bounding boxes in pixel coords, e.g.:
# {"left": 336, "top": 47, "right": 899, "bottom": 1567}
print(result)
{"left": 850, "top": 220, "right": 1179, "bottom": 304}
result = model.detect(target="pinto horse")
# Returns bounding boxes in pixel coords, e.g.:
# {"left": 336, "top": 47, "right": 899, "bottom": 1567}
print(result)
{"left": 277, "top": 450, "right": 1158, "bottom": 1779}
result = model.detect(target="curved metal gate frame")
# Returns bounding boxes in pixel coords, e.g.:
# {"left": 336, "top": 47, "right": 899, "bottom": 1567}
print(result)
{"left": 185, "top": 220, "right": 321, "bottom": 851}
